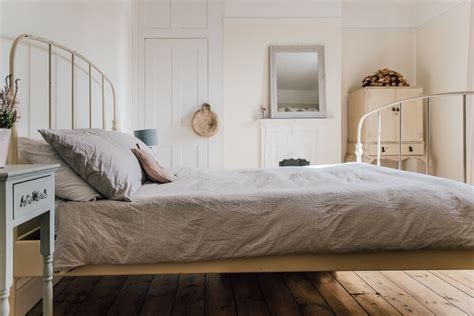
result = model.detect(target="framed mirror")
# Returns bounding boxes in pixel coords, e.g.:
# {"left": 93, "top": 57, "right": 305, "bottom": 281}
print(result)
{"left": 270, "top": 46, "right": 326, "bottom": 118}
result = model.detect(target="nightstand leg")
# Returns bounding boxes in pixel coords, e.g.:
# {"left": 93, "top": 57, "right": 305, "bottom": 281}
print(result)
{"left": 42, "top": 255, "right": 53, "bottom": 315}
{"left": 40, "top": 211, "right": 54, "bottom": 316}
{"left": 0, "top": 289, "right": 9, "bottom": 316}
{"left": 0, "top": 225, "right": 13, "bottom": 316}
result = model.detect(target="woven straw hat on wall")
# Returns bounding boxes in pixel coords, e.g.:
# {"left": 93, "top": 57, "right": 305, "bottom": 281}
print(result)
{"left": 191, "top": 103, "right": 219, "bottom": 137}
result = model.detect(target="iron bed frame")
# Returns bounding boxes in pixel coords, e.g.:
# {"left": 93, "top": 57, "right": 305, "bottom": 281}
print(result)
{"left": 6, "top": 34, "right": 473, "bottom": 306}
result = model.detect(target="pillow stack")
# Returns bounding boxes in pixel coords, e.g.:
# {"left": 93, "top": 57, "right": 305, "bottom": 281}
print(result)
{"left": 38, "top": 129, "right": 154, "bottom": 201}
{"left": 19, "top": 137, "right": 102, "bottom": 201}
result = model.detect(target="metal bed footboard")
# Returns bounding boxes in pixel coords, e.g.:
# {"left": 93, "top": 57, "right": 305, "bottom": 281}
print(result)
{"left": 355, "top": 91, "right": 474, "bottom": 183}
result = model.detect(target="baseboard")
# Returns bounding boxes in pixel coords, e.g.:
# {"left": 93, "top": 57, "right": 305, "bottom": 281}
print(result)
{"left": 14, "top": 277, "right": 61, "bottom": 316}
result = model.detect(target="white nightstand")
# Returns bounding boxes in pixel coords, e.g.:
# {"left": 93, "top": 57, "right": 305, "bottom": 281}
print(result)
{"left": 0, "top": 165, "right": 58, "bottom": 316}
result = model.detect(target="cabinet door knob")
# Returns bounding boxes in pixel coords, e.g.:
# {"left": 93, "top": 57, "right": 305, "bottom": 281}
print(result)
{"left": 409, "top": 146, "right": 413, "bottom": 152}
{"left": 381, "top": 147, "right": 386, "bottom": 153}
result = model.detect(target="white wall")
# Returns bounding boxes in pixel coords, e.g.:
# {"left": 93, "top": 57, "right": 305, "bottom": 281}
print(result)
{"left": 0, "top": 0, "right": 133, "bottom": 134}
{"left": 416, "top": 1, "right": 471, "bottom": 182}
{"left": 1, "top": 0, "right": 470, "bottom": 175}
{"left": 223, "top": 19, "right": 342, "bottom": 168}
{"left": 342, "top": 0, "right": 465, "bottom": 28}
{"left": 342, "top": 28, "right": 417, "bottom": 158}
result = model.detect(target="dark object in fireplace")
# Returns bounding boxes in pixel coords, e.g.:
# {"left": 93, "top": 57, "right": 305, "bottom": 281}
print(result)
{"left": 279, "top": 158, "right": 310, "bottom": 167}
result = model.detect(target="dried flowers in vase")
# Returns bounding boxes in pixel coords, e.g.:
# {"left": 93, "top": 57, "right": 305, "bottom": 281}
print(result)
{"left": 0, "top": 75, "right": 19, "bottom": 129}
{"left": 0, "top": 75, "right": 20, "bottom": 167}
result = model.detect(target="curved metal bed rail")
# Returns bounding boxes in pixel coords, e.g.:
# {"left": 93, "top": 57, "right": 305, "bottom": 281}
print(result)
{"left": 9, "top": 34, "right": 119, "bottom": 131}
{"left": 355, "top": 91, "right": 474, "bottom": 183}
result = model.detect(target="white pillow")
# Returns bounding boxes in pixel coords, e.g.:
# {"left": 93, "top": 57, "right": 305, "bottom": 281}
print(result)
{"left": 19, "top": 137, "right": 102, "bottom": 201}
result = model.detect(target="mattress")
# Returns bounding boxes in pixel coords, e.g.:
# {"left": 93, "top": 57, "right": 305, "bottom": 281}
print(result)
{"left": 54, "top": 163, "right": 474, "bottom": 270}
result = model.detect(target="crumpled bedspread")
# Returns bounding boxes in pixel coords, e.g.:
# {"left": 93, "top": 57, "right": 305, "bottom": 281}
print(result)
{"left": 54, "top": 163, "right": 474, "bottom": 270}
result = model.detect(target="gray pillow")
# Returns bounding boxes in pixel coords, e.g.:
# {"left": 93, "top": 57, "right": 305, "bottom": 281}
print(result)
{"left": 39, "top": 129, "right": 148, "bottom": 201}
{"left": 19, "top": 137, "right": 102, "bottom": 201}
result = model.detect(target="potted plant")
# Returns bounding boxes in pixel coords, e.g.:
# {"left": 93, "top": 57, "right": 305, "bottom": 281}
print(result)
{"left": 0, "top": 75, "right": 19, "bottom": 168}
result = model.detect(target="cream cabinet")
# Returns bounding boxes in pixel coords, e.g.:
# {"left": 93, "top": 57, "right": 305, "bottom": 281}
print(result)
{"left": 347, "top": 87, "right": 426, "bottom": 169}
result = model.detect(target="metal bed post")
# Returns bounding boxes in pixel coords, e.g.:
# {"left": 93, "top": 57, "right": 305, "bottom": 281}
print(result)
{"left": 398, "top": 102, "right": 402, "bottom": 170}
{"left": 112, "top": 91, "right": 118, "bottom": 131}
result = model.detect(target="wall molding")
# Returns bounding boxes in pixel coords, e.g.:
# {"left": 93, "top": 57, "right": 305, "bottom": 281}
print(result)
{"left": 223, "top": 17, "right": 343, "bottom": 23}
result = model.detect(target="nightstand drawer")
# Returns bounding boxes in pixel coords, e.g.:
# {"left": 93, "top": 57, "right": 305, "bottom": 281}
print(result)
{"left": 13, "top": 175, "right": 54, "bottom": 220}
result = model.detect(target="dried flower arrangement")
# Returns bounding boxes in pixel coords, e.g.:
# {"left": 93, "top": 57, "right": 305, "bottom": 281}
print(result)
{"left": 0, "top": 75, "right": 19, "bottom": 129}
{"left": 362, "top": 68, "right": 409, "bottom": 87}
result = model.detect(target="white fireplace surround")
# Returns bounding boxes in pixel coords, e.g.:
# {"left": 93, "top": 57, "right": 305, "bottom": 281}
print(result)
{"left": 259, "top": 119, "right": 323, "bottom": 168}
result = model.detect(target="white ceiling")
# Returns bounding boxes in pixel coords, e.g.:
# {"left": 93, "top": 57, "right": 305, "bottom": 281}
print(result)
{"left": 224, "top": 0, "right": 466, "bottom": 28}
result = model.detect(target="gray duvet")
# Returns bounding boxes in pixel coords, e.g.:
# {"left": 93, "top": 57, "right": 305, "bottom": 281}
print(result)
{"left": 54, "top": 163, "right": 474, "bottom": 270}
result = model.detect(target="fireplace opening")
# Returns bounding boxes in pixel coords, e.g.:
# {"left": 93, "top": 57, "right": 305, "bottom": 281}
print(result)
{"left": 279, "top": 158, "right": 310, "bottom": 167}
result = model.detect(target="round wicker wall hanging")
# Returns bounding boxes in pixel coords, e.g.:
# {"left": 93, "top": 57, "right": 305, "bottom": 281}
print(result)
{"left": 191, "top": 103, "right": 219, "bottom": 137}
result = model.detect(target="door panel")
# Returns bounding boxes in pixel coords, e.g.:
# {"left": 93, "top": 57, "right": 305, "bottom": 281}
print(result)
{"left": 145, "top": 39, "right": 209, "bottom": 168}
{"left": 367, "top": 88, "right": 397, "bottom": 142}
{"left": 395, "top": 89, "right": 424, "bottom": 142}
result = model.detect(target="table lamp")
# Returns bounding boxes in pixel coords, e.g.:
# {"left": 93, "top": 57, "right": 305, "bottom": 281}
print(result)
{"left": 134, "top": 129, "right": 158, "bottom": 148}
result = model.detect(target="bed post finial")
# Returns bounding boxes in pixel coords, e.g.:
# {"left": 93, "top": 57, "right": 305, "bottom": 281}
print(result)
{"left": 355, "top": 142, "right": 363, "bottom": 163}
{"left": 112, "top": 120, "right": 120, "bottom": 131}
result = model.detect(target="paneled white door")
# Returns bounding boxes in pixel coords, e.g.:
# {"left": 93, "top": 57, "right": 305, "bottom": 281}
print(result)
{"left": 145, "top": 39, "right": 209, "bottom": 168}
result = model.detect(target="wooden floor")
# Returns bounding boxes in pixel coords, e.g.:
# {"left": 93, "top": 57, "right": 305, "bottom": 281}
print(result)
{"left": 27, "top": 270, "right": 473, "bottom": 315}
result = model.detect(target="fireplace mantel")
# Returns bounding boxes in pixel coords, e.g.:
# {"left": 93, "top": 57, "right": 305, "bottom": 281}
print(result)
{"left": 259, "top": 119, "right": 325, "bottom": 168}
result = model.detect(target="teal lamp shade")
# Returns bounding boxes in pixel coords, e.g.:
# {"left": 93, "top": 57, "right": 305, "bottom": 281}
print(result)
{"left": 134, "top": 129, "right": 158, "bottom": 147}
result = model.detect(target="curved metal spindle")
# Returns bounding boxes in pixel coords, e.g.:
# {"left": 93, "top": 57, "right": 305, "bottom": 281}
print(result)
{"left": 48, "top": 44, "right": 52, "bottom": 129}
{"left": 463, "top": 94, "right": 467, "bottom": 183}
{"left": 426, "top": 98, "right": 431, "bottom": 175}
{"left": 102, "top": 75, "right": 106, "bottom": 129}
{"left": 71, "top": 53, "right": 75, "bottom": 129}
{"left": 377, "top": 111, "right": 381, "bottom": 166}
{"left": 398, "top": 102, "right": 402, "bottom": 170}
{"left": 89, "top": 64, "right": 92, "bottom": 128}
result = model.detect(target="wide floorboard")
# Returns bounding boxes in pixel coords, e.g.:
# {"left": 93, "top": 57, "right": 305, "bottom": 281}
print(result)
{"left": 28, "top": 270, "right": 473, "bottom": 315}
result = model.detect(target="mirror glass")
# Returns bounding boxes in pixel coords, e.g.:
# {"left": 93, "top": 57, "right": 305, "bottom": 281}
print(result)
{"left": 275, "top": 52, "right": 319, "bottom": 112}
{"left": 270, "top": 46, "right": 325, "bottom": 118}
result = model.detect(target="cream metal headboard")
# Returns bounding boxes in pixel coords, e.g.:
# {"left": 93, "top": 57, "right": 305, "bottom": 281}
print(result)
{"left": 8, "top": 34, "right": 119, "bottom": 163}
{"left": 355, "top": 91, "right": 474, "bottom": 183}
